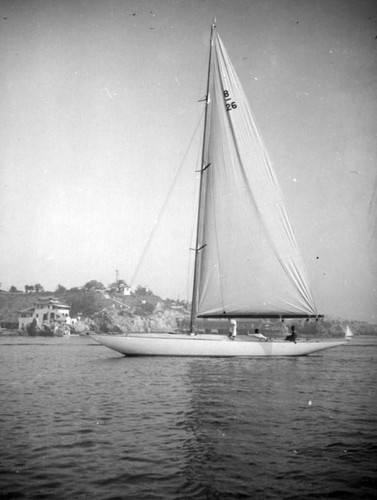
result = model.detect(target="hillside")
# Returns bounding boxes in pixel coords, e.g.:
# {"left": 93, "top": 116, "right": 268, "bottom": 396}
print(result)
{"left": 0, "top": 290, "right": 189, "bottom": 333}
{"left": 0, "top": 290, "right": 376, "bottom": 336}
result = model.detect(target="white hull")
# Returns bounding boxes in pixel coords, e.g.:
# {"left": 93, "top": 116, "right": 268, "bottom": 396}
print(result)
{"left": 91, "top": 333, "right": 348, "bottom": 357}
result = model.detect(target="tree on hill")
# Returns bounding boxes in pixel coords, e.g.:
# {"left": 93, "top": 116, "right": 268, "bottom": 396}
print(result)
{"left": 68, "top": 291, "right": 108, "bottom": 317}
{"left": 83, "top": 280, "right": 105, "bottom": 292}
{"left": 9, "top": 285, "right": 19, "bottom": 292}
{"left": 135, "top": 285, "right": 153, "bottom": 296}
{"left": 108, "top": 279, "right": 130, "bottom": 293}
{"left": 55, "top": 284, "right": 67, "bottom": 293}
{"left": 35, "top": 283, "right": 44, "bottom": 293}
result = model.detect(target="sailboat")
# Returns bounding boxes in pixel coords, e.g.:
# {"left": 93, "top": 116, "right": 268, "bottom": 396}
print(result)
{"left": 344, "top": 325, "right": 354, "bottom": 338}
{"left": 92, "top": 23, "right": 349, "bottom": 356}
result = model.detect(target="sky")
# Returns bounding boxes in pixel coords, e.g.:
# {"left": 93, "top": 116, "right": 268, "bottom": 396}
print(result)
{"left": 1, "top": 0, "right": 376, "bottom": 322}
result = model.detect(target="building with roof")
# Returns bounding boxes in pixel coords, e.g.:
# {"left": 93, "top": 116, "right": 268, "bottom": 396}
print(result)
{"left": 18, "top": 297, "right": 74, "bottom": 330}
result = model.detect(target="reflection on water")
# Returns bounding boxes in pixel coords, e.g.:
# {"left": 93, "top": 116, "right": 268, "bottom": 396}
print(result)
{"left": 177, "top": 355, "right": 377, "bottom": 499}
{"left": 0, "top": 336, "right": 376, "bottom": 499}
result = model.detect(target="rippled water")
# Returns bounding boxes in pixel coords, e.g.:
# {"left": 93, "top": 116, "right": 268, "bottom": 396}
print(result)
{"left": 0, "top": 335, "right": 376, "bottom": 499}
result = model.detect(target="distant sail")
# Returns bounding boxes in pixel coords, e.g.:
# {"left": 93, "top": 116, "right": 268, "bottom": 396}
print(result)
{"left": 345, "top": 325, "right": 354, "bottom": 337}
{"left": 194, "top": 31, "right": 318, "bottom": 318}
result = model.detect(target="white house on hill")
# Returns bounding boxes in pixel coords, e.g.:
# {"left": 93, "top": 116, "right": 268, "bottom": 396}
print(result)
{"left": 119, "top": 283, "right": 132, "bottom": 295}
{"left": 18, "top": 297, "right": 74, "bottom": 330}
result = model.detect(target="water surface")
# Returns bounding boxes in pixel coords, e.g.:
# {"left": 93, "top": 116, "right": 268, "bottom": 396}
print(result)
{"left": 1, "top": 336, "right": 376, "bottom": 499}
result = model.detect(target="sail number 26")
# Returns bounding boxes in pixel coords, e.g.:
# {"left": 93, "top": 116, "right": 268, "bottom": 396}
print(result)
{"left": 223, "top": 90, "right": 237, "bottom": 111}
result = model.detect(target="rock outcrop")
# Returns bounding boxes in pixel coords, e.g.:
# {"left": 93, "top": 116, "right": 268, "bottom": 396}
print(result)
{"left": 91, "top": 304, "right": 189, "bottom": 333}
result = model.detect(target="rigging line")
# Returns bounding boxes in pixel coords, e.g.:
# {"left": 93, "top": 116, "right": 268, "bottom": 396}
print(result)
{"left": 130, "top": 111, "right": 205, "bottom": 289}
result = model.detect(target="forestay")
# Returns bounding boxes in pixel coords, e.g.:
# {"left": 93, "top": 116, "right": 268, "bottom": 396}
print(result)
{"left": 193, "top": 28, "right": 318, "bottom": 319}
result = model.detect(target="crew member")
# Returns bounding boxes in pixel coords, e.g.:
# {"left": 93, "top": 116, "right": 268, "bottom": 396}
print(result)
{"left": 285, "top": 325, "right": 297, "bottom": 343}
{"left": 229, "top": 319, "right": 237, "bottom": 340}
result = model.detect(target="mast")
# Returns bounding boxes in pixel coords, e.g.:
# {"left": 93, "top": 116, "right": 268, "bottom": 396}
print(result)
{"left": 190, "top": 20, "right": 216, "bottom": 332}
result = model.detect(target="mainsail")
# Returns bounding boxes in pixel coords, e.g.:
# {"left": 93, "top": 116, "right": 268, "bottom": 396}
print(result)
{"left": 193, "top": 25, "right": 319, "bottom": 319}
